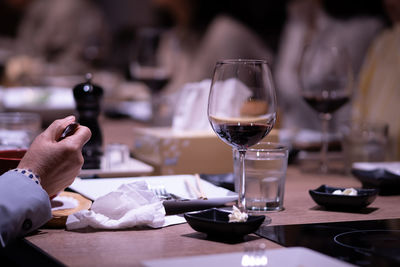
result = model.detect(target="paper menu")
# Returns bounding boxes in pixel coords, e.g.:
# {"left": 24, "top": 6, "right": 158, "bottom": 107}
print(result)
{"left": 69, "top": 174, "right": 237, "bottom": 201}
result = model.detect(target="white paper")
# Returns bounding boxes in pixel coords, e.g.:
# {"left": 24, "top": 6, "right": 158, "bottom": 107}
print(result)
{"left": 142, "top": 247, "right": 353, "bottom": 267}
{"left": 70, "top": 174, "right": 237, "bottom": 202}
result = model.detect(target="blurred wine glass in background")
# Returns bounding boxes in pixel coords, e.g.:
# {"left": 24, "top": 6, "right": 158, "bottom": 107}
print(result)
{"left": 130, "top": 28, "right": 170, "bottom": 93}
{"left": 130, "top": 28, "right": 172, "bottom": 125}
{"left": 300, "top": 44, "right": 353, "bottom": 173}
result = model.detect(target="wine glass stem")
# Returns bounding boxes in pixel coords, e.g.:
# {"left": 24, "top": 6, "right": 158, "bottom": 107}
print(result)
{"left": 238, "top": 150, "right": 246, "bottom": 212}
{"left": 320, "top": 113, "right": 332, "bottom": 173}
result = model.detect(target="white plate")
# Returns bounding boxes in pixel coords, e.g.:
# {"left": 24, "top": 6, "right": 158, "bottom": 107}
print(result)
{"left": 352, "top": 162, "right": 400, "bottom": 176}
{"left": 69, "top": 174, "right": 237, "bottom": 203}
{"left": 79, "top": 157, "right": 154, "bottom": 178}
{"left": 1, "top": 86, "right": 75, "bottom": 124}
{"left": 142, "top": 247, "right": 354, "bottom": 267}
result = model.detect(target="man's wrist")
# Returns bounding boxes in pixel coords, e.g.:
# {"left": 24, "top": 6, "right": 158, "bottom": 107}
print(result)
{"left": 11, "top": 168, "right": 41, "bottom": 186}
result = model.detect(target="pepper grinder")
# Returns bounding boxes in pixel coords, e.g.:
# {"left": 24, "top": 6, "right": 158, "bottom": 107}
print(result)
{"left": 73, "top": 73, "right": 103, "bottom": 169}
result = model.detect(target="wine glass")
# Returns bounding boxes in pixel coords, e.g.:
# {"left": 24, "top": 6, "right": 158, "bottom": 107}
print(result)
{"left": 130, "top": 28, "right": 170, "bottom": 93}
{"left": 299, "top": 44, "right": 353, "bottom": 173}
{"left": 130, "top": 28, "right": 172, "bottom": 125}
{"left": 208, "top": 59, "right": 277, "bottom": 211}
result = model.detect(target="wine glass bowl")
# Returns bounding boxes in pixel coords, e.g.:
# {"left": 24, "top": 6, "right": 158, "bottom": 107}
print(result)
{"left": 130, "top": 28, "right": 170, "bottom": 93}
{"left": 209, "top": 117, "right": 274, "bottom": 150}
{"left": 208, "top": 59, "right": 277, "bottom": 211}
{"left": 130, "top": 28, "right": 172, "bottom": 125}
{"left": 300, "top": 44, "right": 353, "bottom": 173}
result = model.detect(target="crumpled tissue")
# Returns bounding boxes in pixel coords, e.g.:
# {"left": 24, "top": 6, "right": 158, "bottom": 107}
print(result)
{"left": 66, "top": 181, "right": 165, "bottom": 230}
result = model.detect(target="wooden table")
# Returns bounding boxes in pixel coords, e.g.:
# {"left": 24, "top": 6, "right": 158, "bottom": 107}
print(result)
{"left": 26, "top": 167, "right": 400, "bottom": 266}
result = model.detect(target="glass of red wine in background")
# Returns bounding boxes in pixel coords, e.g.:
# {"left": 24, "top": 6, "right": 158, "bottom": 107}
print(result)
{"left": 130, "top": 28, "right": 170, "bottom": 92}
{"left": 130, "top": 28, "right": 171, "bottom": 125}
{"left": 208, "top": 59, "right": 277, "bottom": 211}
{"left": 300, "top": 45, "right": 353, "bottom": 173}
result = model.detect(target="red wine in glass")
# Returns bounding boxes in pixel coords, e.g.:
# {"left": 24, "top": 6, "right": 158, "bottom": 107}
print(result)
{"left": 130, "top": 63, "right": 170, "bottom": 93}
{"left": 135, "top": 76, "right": 170, "bottom": 93}
{"left": 209, "top": 116, "right": 274, "bottom": 149}
{"left": 302, "top": 91, "right": 350, "bottom": 114}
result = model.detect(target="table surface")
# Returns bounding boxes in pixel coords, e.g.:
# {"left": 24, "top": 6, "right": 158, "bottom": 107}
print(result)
{"left": 26, "top": 165, "right": 400, "bottom": 267}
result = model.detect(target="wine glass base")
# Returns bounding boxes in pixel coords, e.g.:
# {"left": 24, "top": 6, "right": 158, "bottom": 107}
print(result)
{"left": 320, "top": 164, "right": 329, "bottom": 174}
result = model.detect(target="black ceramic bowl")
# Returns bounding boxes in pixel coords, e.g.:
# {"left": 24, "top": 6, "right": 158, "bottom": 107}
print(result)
{"left": 184, "top": 208, "right": 265, "bottom": 237}
{"left": 309, "top": 185, "right": 378, "bottom": 210}
{"left": 352, "top": 168, "right": 400, "bottom": 195}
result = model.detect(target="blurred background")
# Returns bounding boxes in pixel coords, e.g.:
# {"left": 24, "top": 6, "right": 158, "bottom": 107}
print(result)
{"left": 0, "top": 0, "right": 398, "bottom": 168}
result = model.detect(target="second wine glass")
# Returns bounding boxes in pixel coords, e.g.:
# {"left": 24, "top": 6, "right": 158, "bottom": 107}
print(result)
{"left": 300, "top": 44, "right": 353, "bottom": 173}
{"left": 208, "top": 59, "right": 277, "bottom": 211}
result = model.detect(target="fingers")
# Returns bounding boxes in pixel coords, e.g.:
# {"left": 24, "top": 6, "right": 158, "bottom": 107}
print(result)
{"left": 42, "top": 116, "right": 91, "bottom": 149}
{"left": 45, "top": 115, "right": 77, "bottom": 141}
{"left": 66, "top": 125, "right": 92, "bottom": 148}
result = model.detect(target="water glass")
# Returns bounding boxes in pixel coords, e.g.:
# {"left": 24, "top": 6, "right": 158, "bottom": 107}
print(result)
{"left": 0, "top": 112, "right": 41, "bottom": 150}
{"left": 104, "top": 143, "right": 130, "bottom": 169}
{"left": 341, "top": 121, "right": 389, "bottom": 172}
{"left": 234, "top": 142, "right": 289, "bottom": 212}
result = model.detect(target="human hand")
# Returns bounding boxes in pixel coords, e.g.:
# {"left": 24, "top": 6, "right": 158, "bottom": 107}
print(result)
{"left": 18, "top": 116, "right": 91, "bottom": 197}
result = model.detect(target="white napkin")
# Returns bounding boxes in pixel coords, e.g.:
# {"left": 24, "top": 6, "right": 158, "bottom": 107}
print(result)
{"left": 172, "top": 79, "right": 212, "bottom": 132}
{"left": 172, "top": 78, "right": 252, "bottom": 131}
{"left": 66, "top": 181, "right": 165, "bottom": 230}
{"left": 211, "top": 78, "right": 252, "bottom": 118}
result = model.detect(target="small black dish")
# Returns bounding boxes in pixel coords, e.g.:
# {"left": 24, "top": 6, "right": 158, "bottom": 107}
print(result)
{"left": 184, "top": 208, "right": 265, "bottom": 237}
{"left": 352, "top": 168, "right": 400, "bottom": 195}
{"left": 309, "top": 185, "right": 378, "bottom": 210}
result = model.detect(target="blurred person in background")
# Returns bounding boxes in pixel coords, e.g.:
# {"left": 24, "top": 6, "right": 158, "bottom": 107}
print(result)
{"left": 353, "top": 0, "right": 400, "bottom": 159}
{"left": 0, "top": 0, "right": 28, "bottom": 38}
{"left": 0, "top": 0, "right": 30, "bottom": 82}
{"left": 4, "top": 0, "right": 111, "bottom": 85}
{"left": 147, "top": 0, "right": 286, "bottom": 125}
{"left": 275, "top": 0, "right": 387, "bottom": 136}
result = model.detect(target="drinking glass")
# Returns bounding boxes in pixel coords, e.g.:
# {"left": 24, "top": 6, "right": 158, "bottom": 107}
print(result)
{"left": 208, "top": 59, "right": 277, "bottom": 211}
{"left": 233, "top": 142, "right": 288, "bottom": 212}
{"left": 0, "top": 112, "right": 41, "bottom": 150}
{"left": 300, "top": 45, "right": 353, "bottom": 173}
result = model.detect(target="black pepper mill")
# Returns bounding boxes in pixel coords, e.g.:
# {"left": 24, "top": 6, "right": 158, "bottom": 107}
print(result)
{"left": 73, "top": 73, "right": 103, "bottom": 169}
